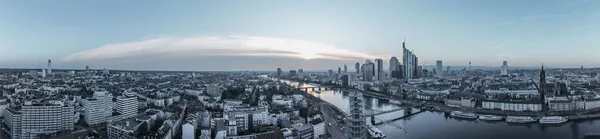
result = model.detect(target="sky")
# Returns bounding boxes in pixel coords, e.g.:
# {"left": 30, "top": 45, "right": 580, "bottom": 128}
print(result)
{"left": 0, "top": 0, "right": 599, "bottom": 71}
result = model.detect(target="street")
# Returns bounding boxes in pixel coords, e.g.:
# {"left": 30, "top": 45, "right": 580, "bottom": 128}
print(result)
{"left": 320, "top": 102, "right": 347, "bottom": 139}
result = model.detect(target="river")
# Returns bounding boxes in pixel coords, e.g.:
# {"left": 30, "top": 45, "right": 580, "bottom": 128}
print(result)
{"left": 280, "top": 79, "right": 600, "bottom": 139}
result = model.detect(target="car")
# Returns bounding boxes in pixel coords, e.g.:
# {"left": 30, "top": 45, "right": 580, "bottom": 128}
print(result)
{"left": 328, "top": 123, "right": 332, "bottom": 126}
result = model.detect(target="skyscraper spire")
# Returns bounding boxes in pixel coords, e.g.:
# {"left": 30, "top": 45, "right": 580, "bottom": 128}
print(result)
{"left": 402, "top": 37, "right": 406, "bottom": 49}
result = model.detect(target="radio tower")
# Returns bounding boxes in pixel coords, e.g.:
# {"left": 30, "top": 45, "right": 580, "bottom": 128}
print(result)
{"left": 469, "top": 60, "right": 471, "bottom": 71}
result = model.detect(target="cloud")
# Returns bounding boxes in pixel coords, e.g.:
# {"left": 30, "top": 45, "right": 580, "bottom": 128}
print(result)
{"left": 60, "top": 35, "right": 379, "bottom": 63}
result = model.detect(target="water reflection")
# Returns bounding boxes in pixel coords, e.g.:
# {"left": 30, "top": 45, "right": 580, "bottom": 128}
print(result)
{"left": 279, "top": 79, "right": 600, "bottom": 139}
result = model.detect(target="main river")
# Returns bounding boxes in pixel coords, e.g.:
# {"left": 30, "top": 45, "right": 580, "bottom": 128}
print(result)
{"left": 281, "top": 80, "right": 600, "bottom": 139}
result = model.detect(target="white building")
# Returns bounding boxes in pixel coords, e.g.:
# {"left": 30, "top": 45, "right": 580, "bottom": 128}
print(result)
{"left": 436, "top": 60, "right": 443, "bottom": 77}
{"left": 309, "top": 117, "right": 325, "bottom": 139}
{"left": 182, "top": 123, "right": 195, "bottom": 139}
{"left": 481, "top": 101, "right": 542, "bottom": 112}
{"left": 117, "top": 93, "right": 138, "bottom": 118}
{"left": 501, "top": 61, "right": 509, "bottom": 75}
{"left": 225, "top": 107, "right": 268, "bottom": 133}
{"left": 4, "top": 100, "right": 75, "bottom": 139}
{"left": 84, "top": 90, "right": 112, "bottom": 125}
{"left": 585, "top": 98, "right": 600, "bottom": 110}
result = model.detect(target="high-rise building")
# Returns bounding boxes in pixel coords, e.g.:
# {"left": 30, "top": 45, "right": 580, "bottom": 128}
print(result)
{"left": 436, "top": 60, "right": 443, "bottom": 77}
{"left": 414, "top": 56, "right": 419, "bottom": 78}
{"left": 277, "top": 68, "right": 282, "bottom": 77}
{"left": 4, "top": 100, "right": 75, "bottom": 139}
{"left": 374, "top": 59, "right": 383, "bottom": 80}
{"left": 347, "top": 92, "right": 366, "bottom": 139}
{"left": 86, "top": 65, "right": 90, "bottom": 72}
{"left": 298, "top": 69, "right": 304, "bottom": 79}
{"left": 341, "top": 75, "right": 350, "bottom": 87}
{"left": 389, "top": 57, "right": 399, "bottom": 73}
{"left": 117, "top": 92, "right": 138, "bottom": 118}
{"left": 447, "top": 66, "right": 451, "bottom": 75}
{"left": 328, "top": 70, "right": 334, "bottom": 76}
{"left": 501, "top": 61, "right": 509, "bottom": 75}
{"left": 344, "top": 64, "right": 348, "bottom": 73}
{"left": 84, "top": 90, "right": 112, "bottom": 125}
{"left": 47, "top": 59, "right": 52, "bottom": 74}
{"left": 363, "top": 60, "right": 374, "bottom": 82}
{"left": 289, "top": 70, "right": 297, "bottom": 77}
{"left": 355, "top": 62, "right": 360, "bottom": 74}
{"left": 338, "top": 67, "right": 342, "bottom": 74}
{"left": 403, "top": 40, "right": 418, "bottom": 80}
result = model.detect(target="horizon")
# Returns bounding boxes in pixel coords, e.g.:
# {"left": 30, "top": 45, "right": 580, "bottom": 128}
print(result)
{"left": 1, "top": 0, "right": 599, "bottom": 70}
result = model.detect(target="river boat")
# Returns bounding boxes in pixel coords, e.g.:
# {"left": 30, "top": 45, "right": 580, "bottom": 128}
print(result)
{"left": 450, "top": 111, "right": 477, "bottom": 119}
{"left": 478, "top": 115, "right": 503, "bottom": 121}
{"left": 506, "top": 116, "right": 537, "bottom": 124}
{"left": 539, "top": 116, "right": 568, "bottom": 124}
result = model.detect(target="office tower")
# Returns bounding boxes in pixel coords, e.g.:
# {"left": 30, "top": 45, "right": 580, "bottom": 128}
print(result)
{"left": 414, "top": 56, "right": 419, "bottom": 78}
{"left": 347, "top": 91, "right": 366, "bottom": 139}
{"left": 338, "top": 67, "right": 342, "bottom": 74}
{"left": 363, "top": 60, "right": 374, "bottom": 82}
{"left": 47, "top": 59, "right": 52, "bottom": 74}
{"left": 501, "top": 61, "right": 509, "bottom": 75}
{"left": 298, "top": 69, "right": 304, "bottom": 79}
{"left": 417, "top": 65, "right": 423, "bottom": 77}
{"left": 402, "top": 40, "right": 418, "bottom": 80}
{"left": 277, "top": 68, "right": 282, "bottom": 77}
{"left": 447, "top": 66, "right": 451, "bottom": 75}
{"left": 374, "top": 59, "right": 383, "bottom": 80}
{"left": 4, "top": 100, "right": 75, "bottom": 139}
{"left": 84, "top": 90, "right": 112, "bottom": 125}
{"left": 117, "top": 92, "right": 138, "bottom": 118}
{"left": 342, "top": 74, "right": 349, "bottom": 87}
{"left": 86, "top": 65, "right": 90, "bottom": 72}
{"left": 436, "top": 60, "right": 443, "bottom": 76}
{"left": 355, "top": 62, "right": 360, "bottom": 74}
{"left": 328, "top": 70, "right": 334, "bottom": 76}
{"left": 389, "top": 57, "right": 399, "bottom": 72}
{"left": 289, "top": 70, "right": 297, "bottom": 77}
{"left": 344, "top": 64, "right": 348, "bottom": 73}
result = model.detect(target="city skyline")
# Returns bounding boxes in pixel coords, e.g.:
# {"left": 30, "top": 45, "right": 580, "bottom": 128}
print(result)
{"left": 1, "top": 0, "right": 600, "bottom": 71}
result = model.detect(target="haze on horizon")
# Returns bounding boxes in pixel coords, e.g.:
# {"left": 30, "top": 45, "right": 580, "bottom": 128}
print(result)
{"left": 0, "top": 0, "right": 599, "bottom": 71}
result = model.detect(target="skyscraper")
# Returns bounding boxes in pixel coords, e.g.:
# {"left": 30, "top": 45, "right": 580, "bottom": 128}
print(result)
{"left": 338, "top": 67, "right": 342, "bottom": 74}
{"left": 374, "top": 59, "right": 383, "bottom": 80}
{"left": 344, "top": 64, "right": 348, "bottom": 73}
{"left": 501, "top": 61, "right": 509, "bottom": 75}
{"left": 389, "top": 57, "right": 399, "bottom": 72}
{"left": 363, "top": 60, "right": 374, "bottom": 82}
{"left": 436, "top": 60, "right": 443, "bottom": 77}
{"left": 402, "top": 40, "right": 418, "bottom": 80}
{"left": 355, "top": 62, "right": 360, "bottom": 74}
{"left": 47, "top": 59, "right": 52, "bottom": 74}
{"left": 277, "top": 68, "right": 282, "bottom": 77}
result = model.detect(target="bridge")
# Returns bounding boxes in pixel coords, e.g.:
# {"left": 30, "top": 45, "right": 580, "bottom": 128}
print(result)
{"left": 363, "top": 108, "right": 406, "bottom": 117}
{"left": 294, "top": 85, "right": 333, "bottom": 92}
{"left": 372, "top": 109, "right": 426, "bottom": 125}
